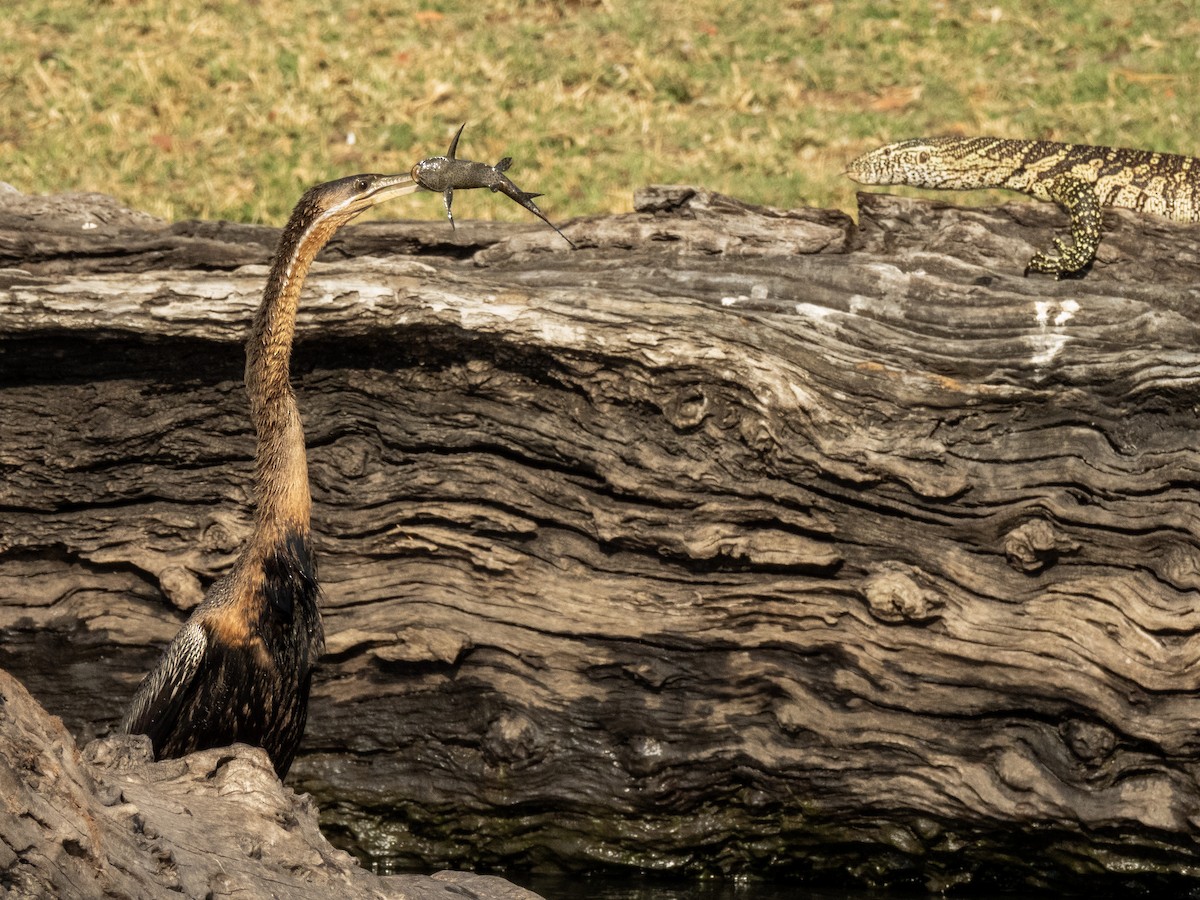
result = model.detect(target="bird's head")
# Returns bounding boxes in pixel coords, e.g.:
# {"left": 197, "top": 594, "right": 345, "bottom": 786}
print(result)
{"left": 276, "top": 173, "right": 423, "bottom": 272}
{"left": 266, "top": 173, "right": 423, "bottom": 293}
{"left": 300, "top": 173, "right": 423, "bottom": 227}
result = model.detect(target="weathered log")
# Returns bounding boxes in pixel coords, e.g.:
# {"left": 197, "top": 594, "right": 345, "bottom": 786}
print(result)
{"left": 0, "top": 665, "right": 541, "bottom": 899}
{"left": 3, "top": 183, "right": 1200, "bottom": 894}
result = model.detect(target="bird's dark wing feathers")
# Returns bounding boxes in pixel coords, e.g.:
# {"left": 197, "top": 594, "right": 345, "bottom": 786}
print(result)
{"left": 120, "top": 619, "right": 209, "bottom": 741}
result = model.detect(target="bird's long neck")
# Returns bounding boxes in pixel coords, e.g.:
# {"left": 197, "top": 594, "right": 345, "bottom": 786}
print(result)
{"left": 245, "top": 202, "right": 341, "bottom": 546}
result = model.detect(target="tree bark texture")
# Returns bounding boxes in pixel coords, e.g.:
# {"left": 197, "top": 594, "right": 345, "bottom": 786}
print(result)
{"left": 3, "top": 184, "right": 1200, "bottom": 893}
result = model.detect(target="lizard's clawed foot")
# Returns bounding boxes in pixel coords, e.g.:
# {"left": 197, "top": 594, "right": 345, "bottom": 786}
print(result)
{"left": 1024, "top": 237, "right": 1092, "bottom": 279}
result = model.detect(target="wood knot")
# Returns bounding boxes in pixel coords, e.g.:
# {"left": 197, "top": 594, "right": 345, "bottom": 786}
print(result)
{"left": 158, "top": 565, "right": 204, "bottom": 611}
{"left": 82, "top": 734, "right": 156, "bottom": 772}
{"left": 622, "top": 735, "right": 668, "bottom": 777}
{"left": 1159, "top": 543, "right": 1200, "bottom": 592}
{"left": 321, "top": 435, "right": 373, "bottom": 478}
{"left": 738, "top": 415, "right": 777, "bottom": 454}
{"left": 483, "top": 712, "right": 544, "bottom": 766}
{"left": 201, "top": 517, "right": 242, "bottom": 554}
{"left": 1060, "top": 718, "right": 1116, "bottom": 765}
{"left": 861, "top": 563, "right": 944, "bottom": 624}
{"left": 662, "top": 385, "right": 710, "bottom": 430}
{"left": 1004, "top": 519, "right": 1079, "bottom": 573}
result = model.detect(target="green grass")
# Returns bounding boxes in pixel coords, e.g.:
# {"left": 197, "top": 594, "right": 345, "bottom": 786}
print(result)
{"left": 2, "top": 0, "right": 1199, "bottom": 226}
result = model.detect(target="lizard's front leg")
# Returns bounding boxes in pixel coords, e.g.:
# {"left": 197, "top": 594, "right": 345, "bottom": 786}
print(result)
{"left": 1025, "top": 175, "right": 1104, "bottom": 277}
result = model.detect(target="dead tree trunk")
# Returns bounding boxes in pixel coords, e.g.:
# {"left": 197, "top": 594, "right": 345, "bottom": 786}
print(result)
{"left": 3, "top": 184, "right": 1200, "bottom": 893}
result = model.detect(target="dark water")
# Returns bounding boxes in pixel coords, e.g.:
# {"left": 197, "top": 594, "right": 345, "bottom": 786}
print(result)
{"left": 512, "top": 872, "right": 1184, "bottom": 900}
{"left": 513, "top": 875, "right": 905, "bottom": 900}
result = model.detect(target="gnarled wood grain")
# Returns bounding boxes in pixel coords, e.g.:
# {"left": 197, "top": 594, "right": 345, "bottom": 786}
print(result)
{"left": 3, "top": 184, "right": 1200, "bottom": 893}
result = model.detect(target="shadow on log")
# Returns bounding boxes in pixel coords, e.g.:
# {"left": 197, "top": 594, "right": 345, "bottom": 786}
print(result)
{"left": 3, "top": 183, "right": 1200, "bottom": 893}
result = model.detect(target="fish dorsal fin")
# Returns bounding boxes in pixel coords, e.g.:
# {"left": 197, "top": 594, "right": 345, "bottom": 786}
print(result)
{"left": 447, "top": 123, "right": 466, "bottom": 159}
{"left": 496, "top": 157, "right": 513, "bottom": 173}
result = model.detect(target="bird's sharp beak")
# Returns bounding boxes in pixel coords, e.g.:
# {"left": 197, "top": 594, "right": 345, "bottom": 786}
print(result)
{"left": 366, "top": 173, "right": 423, "bottom": 205}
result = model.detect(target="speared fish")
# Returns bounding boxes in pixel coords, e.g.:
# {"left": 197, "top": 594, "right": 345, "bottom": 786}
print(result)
{"left": 411, "top": 123, "right": 576, "bottom": 248}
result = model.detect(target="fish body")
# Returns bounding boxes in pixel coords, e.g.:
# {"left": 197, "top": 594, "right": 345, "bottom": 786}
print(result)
{"left": 411, "top": 124, "right": 576, "bottom": 248}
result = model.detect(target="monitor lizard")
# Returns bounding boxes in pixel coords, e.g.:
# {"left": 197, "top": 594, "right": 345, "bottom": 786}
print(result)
{"left": 846, "top": 137, "right": 1200, "bottom": 276}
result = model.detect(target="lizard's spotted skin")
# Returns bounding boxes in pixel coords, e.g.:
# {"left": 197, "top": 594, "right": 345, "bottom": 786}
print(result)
{"left": 847, "top": 137, "right": 1200, "bottom": 276}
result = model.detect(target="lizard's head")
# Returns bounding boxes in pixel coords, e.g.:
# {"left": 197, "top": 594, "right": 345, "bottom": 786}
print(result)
{"left": 846, "top": 137, "right": 1001, "bottom": 190}
{"left": 846, "top": 138, "right": 954, "bottom": 186}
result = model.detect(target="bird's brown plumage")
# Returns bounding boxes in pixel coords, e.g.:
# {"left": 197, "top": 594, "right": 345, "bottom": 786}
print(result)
{"left": 121, "top": 173, "right": 420, "bottom": 777}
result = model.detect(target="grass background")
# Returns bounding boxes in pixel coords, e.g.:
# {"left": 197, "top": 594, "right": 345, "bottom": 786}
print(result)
{"left": 3, "top": 1, "right": 1199, "bottom": 226}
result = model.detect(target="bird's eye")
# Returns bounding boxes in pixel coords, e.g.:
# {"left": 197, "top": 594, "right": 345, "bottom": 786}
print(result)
{"left": 355, "top": 177, "right": 371, "bottom": 192}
